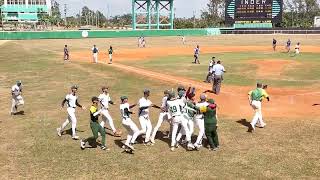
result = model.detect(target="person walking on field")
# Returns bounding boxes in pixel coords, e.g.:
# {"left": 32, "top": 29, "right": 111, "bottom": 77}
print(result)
{"left": 193, "top": 45, "right": 200, "bottom": 64}
{"left": 212, "top": 60, "right": 226, "bottom": 95}
{"left": 248, "top": 83, "right": 270, "bottom": 132}
{"left": 11, "top": 80, "right": 24, "bottom": 115}
{"left": 286, "top": 39, "right": 291, "bottom": 53}
{"left": 92, "top": 45, "right": 99, "bottom": 63}
{"left": 64, "top": 45, "right": 69, "bottom": 61}
{"left": 80, "top": 97, "right": 109, "bottom": 151}
{"left": 205, "top": 57, "right": 216, "bottom": 83}
{"left": 272, "top": 38, "right": 277, "bottom": 51}
{"left": 108, "top": 46, "right": 113, "bottom": 64}
{"left": 200, "top": 98, "right": 219, "bottom": 151}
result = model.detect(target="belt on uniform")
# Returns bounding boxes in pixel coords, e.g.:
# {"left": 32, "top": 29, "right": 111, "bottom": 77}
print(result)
{"left": 68, "top": 106, "right": 76, "bottom": 108}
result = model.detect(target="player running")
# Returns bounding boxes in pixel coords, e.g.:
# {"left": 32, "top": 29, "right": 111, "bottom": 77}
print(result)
{"left": 286, "top": 39, "right": 291, "bottom": 53}
{"left": 98, "top": 86, "right": 121, "bottom": 137}
{"left": 108, "top": 46, "right": 113, "bottom": 64}
{"left": 138, "top": 89, "right": 161, "bottom": 145}
{"left": 57, "top": 85, "right": 86, "bottom": 140}
{"left": 64, "top": 45, "right": 69, "bottom": 61}
{"left": 120, "top": 96, "right": 143, "bottom": 151}
{"left": 10, "top": 80, "right": 24, "bottom": 115}
{"left": 150, "top": 90, "right": 171, "bottom": 144}
{"left": 80, "top": 97, "right": 109, "bottom": 151}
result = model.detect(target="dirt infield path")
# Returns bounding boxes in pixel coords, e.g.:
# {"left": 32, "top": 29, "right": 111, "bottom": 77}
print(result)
{"left": 72, "top": 45, "right": 320, "bottom": 62}
{"left": 107, "top": 62, "right": 320, "bottom": 119}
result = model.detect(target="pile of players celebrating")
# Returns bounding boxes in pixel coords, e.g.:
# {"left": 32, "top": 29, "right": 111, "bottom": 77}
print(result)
{"left": 56, "top": 85, "right": 219, "bottom": 153}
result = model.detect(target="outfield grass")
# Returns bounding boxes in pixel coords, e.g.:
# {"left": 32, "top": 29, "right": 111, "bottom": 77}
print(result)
{"left": 1, "top": 38, "right": 320, "bottom": 179}
{"left": 123, "top": 51, "right": 320, "bottom": 87}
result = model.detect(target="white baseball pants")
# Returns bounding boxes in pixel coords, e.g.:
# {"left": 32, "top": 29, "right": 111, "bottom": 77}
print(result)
{"left": 171, "top": 116, "right": 191, "bottom": 147}
{"left": 139, "top": 115, "right": 152, "bottom": 143}
{"left": 100, "top": 109, "right": 116, "bottom": 133}
{"left": 194, "top": 117, "right": 205, "bottom": 146}
{"left": 122, "top": 118, "right": 143, "bottom": 145}
{"left": 11, "top": 95, "right": 24, "bottom": 113}
{"left": 93, "top": 53, "right": 98, "bottom": 63}
{"left": 250, "top": 100, "right": 265, "bottom": 128}
{"left": 150, "top": 112, "right": 169, "bottom": 141}
{"left": 176, "top": 116, "right": 194, "bottom": 142}
{"left": 61, "top": 107, "right": 77, "bottom": 137}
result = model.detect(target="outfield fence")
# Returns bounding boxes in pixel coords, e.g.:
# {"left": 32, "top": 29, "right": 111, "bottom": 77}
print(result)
{"left": 220, "top": 29, "right": 320, "bottom": 34}
{"left": 0, "top": 28, "right": 221, "bottom": 40}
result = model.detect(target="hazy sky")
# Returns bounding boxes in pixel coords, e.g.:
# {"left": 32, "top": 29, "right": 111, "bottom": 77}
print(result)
{"left": 56, "top": 0, "right": 209, "bottom": 18}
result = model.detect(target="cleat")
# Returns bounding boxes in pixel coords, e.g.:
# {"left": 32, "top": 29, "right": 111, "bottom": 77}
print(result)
{"left": 213, "top": 147, "right": 219, "bottom": 151}
{"left": 187, "top": 143, "right": 195, "bottom": 151}
{"left": 101, "top": 146, "right": 110, "bottom": 151}
{"left": 56, "top": 128, "right": 62, "bottom": 137}
{"left": 170, "top": 147, "right": 175, "bottom": 151}
{"left": 72, "top": 136, "right": 79, "bottom": 140}
{"left": 125, "top": 143, "right": 135, "bottom": 151}
{"left": 175, "top": 143, "right": 180, "bottom": 148}
{"left": 80, "top": 140, "right": 86, "bottom": 150}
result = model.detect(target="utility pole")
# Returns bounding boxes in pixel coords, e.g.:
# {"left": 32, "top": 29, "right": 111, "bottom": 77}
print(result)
{"left": 64, "top": 4, "right": 67, "bottom": 25}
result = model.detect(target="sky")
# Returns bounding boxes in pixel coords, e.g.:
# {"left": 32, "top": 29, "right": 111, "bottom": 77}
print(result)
{"left": 56, "top": 0, "right": 209, "bottom": 18}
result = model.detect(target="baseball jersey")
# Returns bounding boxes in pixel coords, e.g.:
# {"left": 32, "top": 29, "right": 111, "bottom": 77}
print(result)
{"left": 64, "top": 47, "right": 68, "bottom": 54}
{"left": 194, "top": 48, "right": 200, "bottom": 55}
{"left": 183, "top": 101, "right": 198, "bottom": 120}
{"left": 11, "top": 84, "right": 21, "bottom": 97}
{"left": 120, "top": 103, "right": 131, "bottom": 119}
{"left": 287, "top": 40, "right": 291, "bottom": 47}
{"left": 108, "top": 48, "right": 113, "bottom": 54}
{"left": 138, "top": 97, "right": 152, "bottom": 116}
{"left": 195, "top": 101, "right": 209, "bottom": 119}
{"left": 167, "top": 99, "right": 184, "bottom": 117}
{"left": 98, "top": 93, "right": 111, "bottom": 109}
{"left": 212, "top": 64, "right": 225, "bottom": 76}
{"left": 295, "top": 44, "right": 300, "bottom": 50}
{"left": 161, "top": 96, "right": 168, "bottom": 112}
{"left": 92, "top": 47, "right": 98, "bottom": 53}
{"left": 273, "top": 39, "right": 277, "bottom": 45}
{"left": 248, "top": 88, "right": 269, "bottom": 101}
{"left": 65, "top": 93, "right": 78, "bottom": 108}
{"left": 90, "top": 105, "right": 100, "bottom": 122}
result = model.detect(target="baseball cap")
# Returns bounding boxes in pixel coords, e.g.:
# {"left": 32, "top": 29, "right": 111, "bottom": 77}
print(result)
{"left": 177, "top": 85, "right": 185, "bottom": 92}
{"left": 178, "top": 90, "right": 185, "bottom": 97}
{"left": 143, "top": 89, "right": 150, "bottom": 94}
{"left": 164, "top": 90, "right": 169, "bottom": 94}
{"left": 91, "top": 96, "right": 99, "bottom": 102}
{"left": 16, "top": 80, "right": 22, "bottom": 84}
{"left": 101, "top": 86, "right": 109, "bottom": 90}
{"left": 208, "top": 99, "right": 215, "bottom": 104}
{"left": 71, "top": 85, "right": 78, "bottom": 89}
{"left": 200, "top": 93, "right": 207, "bottom": 100}
{"left": 120, "top": 96, "right": 128, "bottom": 101}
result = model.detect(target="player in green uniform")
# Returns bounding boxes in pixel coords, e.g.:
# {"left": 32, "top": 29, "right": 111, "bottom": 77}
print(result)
{"left": 80, "top": 97, "right": 109, "bottom": 150}
{"left": 200, "top": 99, "right": 219, "bottom": 151}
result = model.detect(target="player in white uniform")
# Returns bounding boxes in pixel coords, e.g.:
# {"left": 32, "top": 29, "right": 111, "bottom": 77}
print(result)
{"left": 57, "top": 85, "right": 86, "bottom": 140}
{"left": 295, "top": 42, "right": 300, "bottom": 55}
{"left": 92, "top": 45, "right": 99, "bottom": 63}
{"left": 138, "top": 89, "right": 160, "bottom": 145}
{"left": 167, "top": 91, "right": 194, "bottom": 151}
{"left": 98, "top": 86, "right": 121, "bottom": 137}
{"left": 150, "top": 90, "right": 171, "bottom": 144}
{"left": 194, "top": 94, "right": 209, "bottom": 149}
{"left": 120, "top": 96, "right": 143, "bottom": 151}
{"left": 10, "top": 80, "right": 24, "bottom": 115}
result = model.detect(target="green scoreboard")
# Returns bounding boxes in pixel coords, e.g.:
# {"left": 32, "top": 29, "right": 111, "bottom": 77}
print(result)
{"left": 225, "top": 0, "right": 282, "bottom": 24}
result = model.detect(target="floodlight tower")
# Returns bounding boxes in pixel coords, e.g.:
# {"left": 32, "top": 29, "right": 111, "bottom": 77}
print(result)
{"left": 132, "top": 0, "right": 174, "bottom": 30}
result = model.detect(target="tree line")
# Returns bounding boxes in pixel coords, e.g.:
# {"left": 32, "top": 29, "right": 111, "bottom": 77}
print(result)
{"left": 0, "top": 0, "right": 319, "bottom": 29}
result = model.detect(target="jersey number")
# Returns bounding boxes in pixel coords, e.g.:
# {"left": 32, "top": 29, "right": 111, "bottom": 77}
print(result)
{"left": 170, "top": 106, "right": 178, "bottom": 113}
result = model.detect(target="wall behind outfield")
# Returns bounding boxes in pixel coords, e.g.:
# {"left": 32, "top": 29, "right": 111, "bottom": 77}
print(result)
{"left": 0, "top": 29, "right": 221, "bottom": 40}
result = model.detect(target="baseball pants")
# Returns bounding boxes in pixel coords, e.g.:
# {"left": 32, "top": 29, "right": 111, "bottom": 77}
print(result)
{"left": 100, "top": 109, "right": 116, "bottom": 133}
{"left": 206, "top": 73, "right": 213, "bottom": 83}
{"left": 176, "top": 115, "right": 194, "bottom": 142}
{"left": 194, "top": 117, "right": 205, "bottom": 146}
{"left": 295, "top": 49, "right": 300, "bottom": 54}
{"left": 150, "top": 112, "right": 169, "bottom": 141}
{"left": 93, "top": 53, "right": 98, "bottom": 63}
{"left": 171, "top": 116, "right": 191, "bottom": 147}
{"left": 11, "top": 95, "right": 24, "bottom": 113}
{"left": 250, "top": 100, "right": 265, "bottom": 128}
{"left": 109, "top": 54, "right": 112, "bottom": 62}
{"left": 139, "top": 115, "right": 152, "bottom": 143}
{"left": 212, "top": 75, "right": 222, "bottom": 95}
{"left": 83, "top": 121, "right": 106, "bottom": 147}
{"left": 194, "top": 55, "right": 199, "bottom": 64}
{"left": 122, "top": 118, "right": 143, "bottom": 145}
{"left": 205, "top": 123, "right": 219, "bottom": 148}
{"left": 61, "top": 107, "right": 77, "bottom": 137}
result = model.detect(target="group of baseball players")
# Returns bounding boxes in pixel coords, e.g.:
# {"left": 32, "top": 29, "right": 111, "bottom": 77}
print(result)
{"left": 63, "top": 44, "right": 114, "bottom": 64}
{"left": 51, "top": 83, "right": 220, "bottom": 153}
{"left": 272, "top": 38, "right": 301, "bottom": 55}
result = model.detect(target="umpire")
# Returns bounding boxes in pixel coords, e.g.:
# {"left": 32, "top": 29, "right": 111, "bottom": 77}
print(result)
{"left": 212, "top": 60, "right": 226, "bottom": 95}
{"left": 200, "top": 98, "right": 219, "bottom": 151}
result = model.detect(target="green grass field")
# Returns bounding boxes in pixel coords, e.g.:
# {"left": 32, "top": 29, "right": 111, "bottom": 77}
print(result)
{"left": 1, "top": 35, "right": 320, "bottom": 179}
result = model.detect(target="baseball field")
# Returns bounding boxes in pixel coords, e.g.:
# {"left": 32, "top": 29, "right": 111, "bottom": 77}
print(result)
{"left": 1, "top": 34, "right": 320, "bottom": 179}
